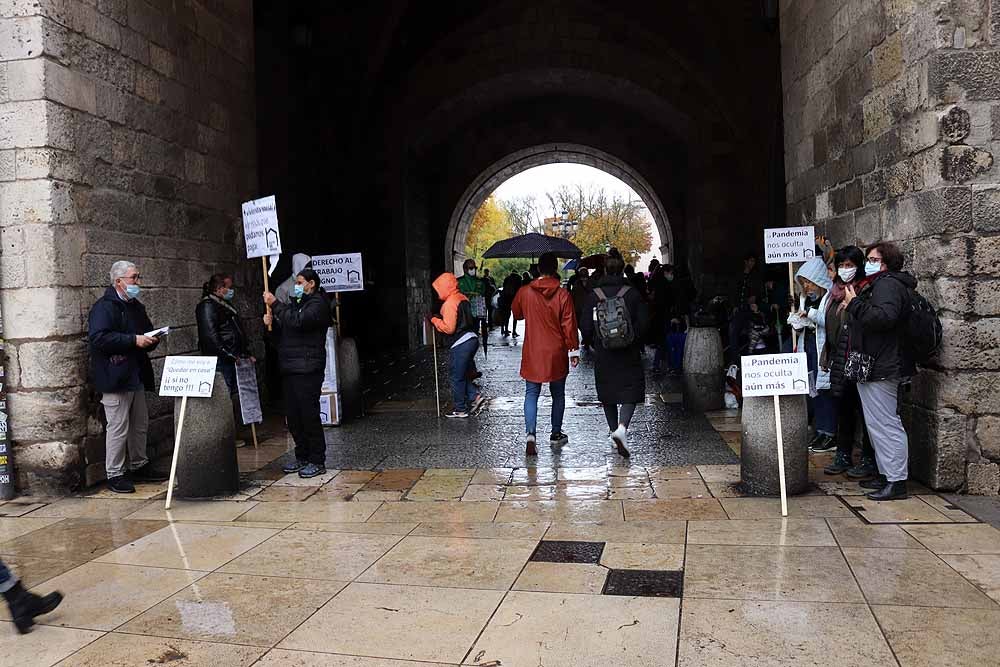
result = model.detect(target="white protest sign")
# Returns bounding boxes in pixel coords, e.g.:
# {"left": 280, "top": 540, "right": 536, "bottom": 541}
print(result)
{"left": 159, "top": 356, "right": 219, "bottom": 398}
{"left": 242, "top": 195, "right": 282, "bottom": 259}
{"left": 764, "top": 226, "right": 816, "bottom": 264}
{"left": 312, "top": 253, "right": 364, "bottom": 292}
{"left": 740, "top": 353, "right": 810, "bottom": 398}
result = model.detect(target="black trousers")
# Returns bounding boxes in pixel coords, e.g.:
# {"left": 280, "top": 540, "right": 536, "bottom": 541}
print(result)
{"left": 836, "top": 381, "right": 875, "bottom": 461}
{"left": 283, "top": 372, "right": 325, "bottom": 465}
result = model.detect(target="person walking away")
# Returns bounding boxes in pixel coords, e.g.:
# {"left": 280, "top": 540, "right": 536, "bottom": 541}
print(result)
{"left": 483, "top": 268, "right": 498, "bottom": 329}
{"left": 500, "top": 270, "right": 523, "bottom": 337}
{"left": 263, "top": 268, "right": 332, "bottom": 478}
{"left": 197, "top": 273, "right": 254, "bottom": 446}
{"left": 790, "top": 258, "right": 836, "bottom": 453}
{"left": 822, "top": 246, "right": 876, "bottom": 476}
{"left": 88, "top": 260, "right": 168, "bottom": 494}
{"left": 430, "top": 272, "right": 483, "bottom": 417}
{"left": 1, "top": 559, "right": 63, "bottom": 633}
{"left": 648, "top": 264, "right": 670, "bottom": 372}
{"left": 512, "top": 252, "right": 580, "bottom": 455}
{"left": 571, "top": 268, "right": 592, "bottom": 349}
{"left": 579, "top": 249, "right": 649, "bottom": 457}
{"left": 841, "top": 242, "right": 916, "bottom": 500}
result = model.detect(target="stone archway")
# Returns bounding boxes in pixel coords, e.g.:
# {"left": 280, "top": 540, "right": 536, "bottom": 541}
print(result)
{"left": 445, "top": 143, "right": 675, "bottom": 273}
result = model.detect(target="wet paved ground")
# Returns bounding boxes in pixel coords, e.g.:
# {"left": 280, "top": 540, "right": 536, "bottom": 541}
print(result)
{"left": 2, "top": 329, "right": 1000, "bottom": 664}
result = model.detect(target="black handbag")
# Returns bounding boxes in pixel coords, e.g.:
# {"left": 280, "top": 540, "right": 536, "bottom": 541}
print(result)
{"left": 844, "top": 351, "right": 874, "bottom": 382}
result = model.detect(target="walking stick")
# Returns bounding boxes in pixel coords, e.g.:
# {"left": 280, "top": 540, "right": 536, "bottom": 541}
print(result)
{"left": 432, "top": 327, "right": 441, "bottom": 418}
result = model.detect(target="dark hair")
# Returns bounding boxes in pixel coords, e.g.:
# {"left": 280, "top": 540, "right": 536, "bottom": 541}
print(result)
{"left": 834, "top": 246, "right": 866, "bottom": 280}
{"left": 529, "top": 264, "right": 540, "bottom": 279}
{"left": 662, "top": 264, "right": 674, "bottom": 272}
{"left": 298, "top": 268, "right": 323, "bottom": 292}
{"left": 202, "top": 273, "right": 230, "bottom": 296}
{"left": 538, "top": 252, "right": 557, "bottom": 277}
{"left": 605, "top": 254, "right": 625, "bottom": 276}
{"left": 624, "top": 264, "right": 635, "bottom": 276}
{"left": 463, "top": 259, "right": 476, "bottom": 271}
{"left": 866, "top": 241, "right": 904, "bottom": 272}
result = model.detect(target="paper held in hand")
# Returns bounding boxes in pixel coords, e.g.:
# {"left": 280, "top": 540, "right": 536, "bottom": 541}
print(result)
{"left": 242, "top": 195, "right": 282, "bottom": 259}
{"left": 144, "top": 326, "right": 170, "bottom": 338}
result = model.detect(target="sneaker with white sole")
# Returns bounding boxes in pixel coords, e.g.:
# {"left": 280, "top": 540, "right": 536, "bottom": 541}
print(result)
{"left": 470, "top": 395, "right": 487, "bottom": 415}
{"left": 549, "top": 432, "right": 568, "bottom": 448}
{"left": 610, "top": 425, "right": 630, "bottom": 458}
{"left": 445, "top": 410, "right": 470, "bottom": 419}
{"left": 526, "top": 434, "right": 537, "bottom": 456}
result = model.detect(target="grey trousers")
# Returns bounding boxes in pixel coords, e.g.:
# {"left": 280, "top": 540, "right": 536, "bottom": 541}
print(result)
{"left": 857, "top": 380, "right": 909, "bottom": 482}
{"left": 101, "top": 390, "right": 149, "bottom": 478}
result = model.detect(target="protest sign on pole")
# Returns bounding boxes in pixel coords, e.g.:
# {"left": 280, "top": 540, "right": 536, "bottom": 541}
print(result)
{"left": 764, "top": 226, "right": 815, "bottom": 352}
{"left": 312, "top": 253, "right": 364, "bottom": 336}
{"left": 242, "top": 196, "right": 282, "bottom": 331}
{"left": 159, "top": 356, "right": 218, "bottom": 509}
{"left": 741, "top": 352, "right": 810, "bottom": 517}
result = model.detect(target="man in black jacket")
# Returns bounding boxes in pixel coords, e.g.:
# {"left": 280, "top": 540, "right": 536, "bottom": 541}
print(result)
{"left": 88, "top": 260, "right": 167, "bottom": 493}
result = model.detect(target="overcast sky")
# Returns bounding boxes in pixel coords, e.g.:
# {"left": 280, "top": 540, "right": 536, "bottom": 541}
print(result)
{"left": 491, "top": 163, "right": 663, "bottom": 269}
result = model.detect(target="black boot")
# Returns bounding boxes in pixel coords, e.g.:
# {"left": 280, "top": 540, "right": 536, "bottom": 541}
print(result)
{"left": 866, "top": 480, "right": 908, "bottom": 501}
{"left": 859, "top": 475, "right": 887, "bottom": 490}
{"left": 824, "top": 451, "right": 853, "bottom": 475}
{"left": 3, "top": 581, "right": 64, "bottom": 634}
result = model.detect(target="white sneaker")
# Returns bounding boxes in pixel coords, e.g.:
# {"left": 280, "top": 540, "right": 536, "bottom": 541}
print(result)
{"left": 610, "top": 425, "right": 630, "bottom": 458}
{"left": 445, "top": 410, "right": 470, "bottom": 419}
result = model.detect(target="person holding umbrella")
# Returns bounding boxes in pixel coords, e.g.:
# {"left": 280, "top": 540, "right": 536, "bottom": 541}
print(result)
{"left": 512, "top": 252, "right": 580, "bottom": 455}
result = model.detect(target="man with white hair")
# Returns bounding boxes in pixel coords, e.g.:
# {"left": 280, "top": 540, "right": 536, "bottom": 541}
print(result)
{"left": 87, "top": 260, "right": 167, "bottom": 493}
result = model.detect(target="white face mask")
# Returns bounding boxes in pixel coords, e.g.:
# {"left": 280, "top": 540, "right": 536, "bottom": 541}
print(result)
{"left": 838, "top": 267, "right": 857, "bottom": 283}
{"left": 467, "top": 269, "right": 477, "bottom": 277}
{"left": 866, "top": 260, "right": 883, "bottom": 274}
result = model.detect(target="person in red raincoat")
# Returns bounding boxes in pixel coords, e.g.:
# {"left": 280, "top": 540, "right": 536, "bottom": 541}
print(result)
{"left": 512, "top": 252, "right": 580, "bottom": 455}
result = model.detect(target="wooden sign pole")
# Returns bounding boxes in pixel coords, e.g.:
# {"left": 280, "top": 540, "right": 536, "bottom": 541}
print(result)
{"left": 788, "top": 262, "right": 798, "bottom": 352}
{"left": 165, "top": 395, "right": 188, "bottom": 510}
{"left": 432, "top": 328, "right": 441, "bottom": 418}
{"left": 262, "top": 256, "right": 272, "bottom": 331}
{"left": 335, "top": 292, "right": 342, "bottom": 337}
{"left": 250, "top": 423, "right": 259, "bottom": 449}
{"left": 773, "top": 394, "right": 789, "bottom": 517}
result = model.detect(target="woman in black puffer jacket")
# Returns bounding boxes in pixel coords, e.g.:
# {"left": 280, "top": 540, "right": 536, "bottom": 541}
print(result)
{"left": 197, "top": 273, "right": 251, "bottom": 394}
{"left": 263, "top": 268, "right": 332, "bottom": 479}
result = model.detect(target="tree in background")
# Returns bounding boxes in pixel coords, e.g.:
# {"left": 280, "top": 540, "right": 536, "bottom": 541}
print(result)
{"left": 546, "top": 184, "right": 652, "bottom": 265}
{"left": 465, "top": 195, "right": 532, "bottom": 275}
{"left": 502, "top": 195, "right": 545, "bottom": 236}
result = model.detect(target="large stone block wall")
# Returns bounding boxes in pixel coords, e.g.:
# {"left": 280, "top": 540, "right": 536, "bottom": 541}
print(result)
{"left": 780, "top": 0, "right": 1000, "bottom": 493}
{"left": 0, "top": 0, "right": 257, "bottom": 493}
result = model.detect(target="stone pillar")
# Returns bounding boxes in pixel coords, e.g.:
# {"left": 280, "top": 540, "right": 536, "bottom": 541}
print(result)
{"left": 173, "top": 372, "right": 238, "bottom": 499}
{"left": 682, "top": 327, "right": 724, "bottom": 412}
{"left": 0, "top": 0, "right": 258, "bottom": 494}
{"left": 740, "top": 394, "right": 809, "bottom": 496}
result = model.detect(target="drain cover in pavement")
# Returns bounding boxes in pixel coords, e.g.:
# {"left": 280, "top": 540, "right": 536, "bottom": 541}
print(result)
{"left": 530, "top": 540, "right": 605, "bottom": 564}
{"left": 602, "top": 569, "right": 683, "bottom": 598}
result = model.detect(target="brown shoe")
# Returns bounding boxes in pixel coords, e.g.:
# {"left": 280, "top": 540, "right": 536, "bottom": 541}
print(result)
{"left": 526, "top": 434, "right": 537, "bottom": 456}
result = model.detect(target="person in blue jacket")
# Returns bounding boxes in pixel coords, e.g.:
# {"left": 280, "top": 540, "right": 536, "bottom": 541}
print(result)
{"left": 88, "top": 260, "right": 168, "bottom": 494}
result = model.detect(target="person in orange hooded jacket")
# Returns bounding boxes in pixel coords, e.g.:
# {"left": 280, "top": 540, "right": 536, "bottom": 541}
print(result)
{"left": 430, "top": 272, "right": 484, "bottom": 418}
{"left": 511, "top": 252, "right": 580, "bottom": 455}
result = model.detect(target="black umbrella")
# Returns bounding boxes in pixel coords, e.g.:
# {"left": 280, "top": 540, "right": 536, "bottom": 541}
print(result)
{"left": 482, "top": 233, "right": 583, "bottom": 259}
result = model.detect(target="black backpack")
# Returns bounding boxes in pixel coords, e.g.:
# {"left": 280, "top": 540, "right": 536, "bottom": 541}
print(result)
{"left": 900, "top": 285, "right": 943, "bottom": 365}
{"left": 594, "top": 286, "right": 634, "bottom": 350}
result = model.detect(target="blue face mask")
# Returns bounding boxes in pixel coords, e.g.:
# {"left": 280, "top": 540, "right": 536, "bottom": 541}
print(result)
{"left": 124, "top": 284, "right": 141, "bottom": 299}
{"left": 223, "top": 288, "right": 235, "bottom": 301}
{"left": 292, "top": 284, "right": 305, "bottom": 299}
{"left": 866, "top": 260, "right": 883, "bottom": 274}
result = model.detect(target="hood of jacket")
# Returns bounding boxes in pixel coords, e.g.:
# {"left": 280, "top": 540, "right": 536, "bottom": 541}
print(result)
{"left": 432, "top": 272, "right": 460, "bottom": 300}
{"left": 888, "top": 271, "right": 917, "bottom": 289}
{"left": 795, "top": 257, "right": 833, "bottom": 293}
{"left": 529, "top": 276, "right": 562, "bottom": 299}
{"left": 291, "top": 253, "right": 311, "bottom": 275}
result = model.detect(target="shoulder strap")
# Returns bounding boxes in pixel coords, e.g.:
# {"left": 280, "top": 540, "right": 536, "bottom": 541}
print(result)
{"left": 594, "top": 288, "right": 607, "bottom": 302}
{"left": 616, "top": 287, "right": 630, "bottom": 298}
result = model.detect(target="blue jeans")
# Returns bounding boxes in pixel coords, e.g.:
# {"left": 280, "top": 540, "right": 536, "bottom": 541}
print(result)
{"left": 449, "top": 337, "right": 480, "bottom": 412}
{"left": 524, "top": 378, "right": 566, "bottom": 436}
{"left": 218, "top": 357, "right": 237, "bottom": 396}
{"left": 814, "top": 389, "right": 838, "bottom": 436}
{"left": 0, "top": 558, "right": 15, "bottom": 592}
{"left": 668, "top": 331, "right": 686, "bottom": 370}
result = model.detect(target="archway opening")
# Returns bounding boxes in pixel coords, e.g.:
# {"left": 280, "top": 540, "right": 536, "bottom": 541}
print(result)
{"left": 446, "top": 144, "right": 673, "bottom": 274}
